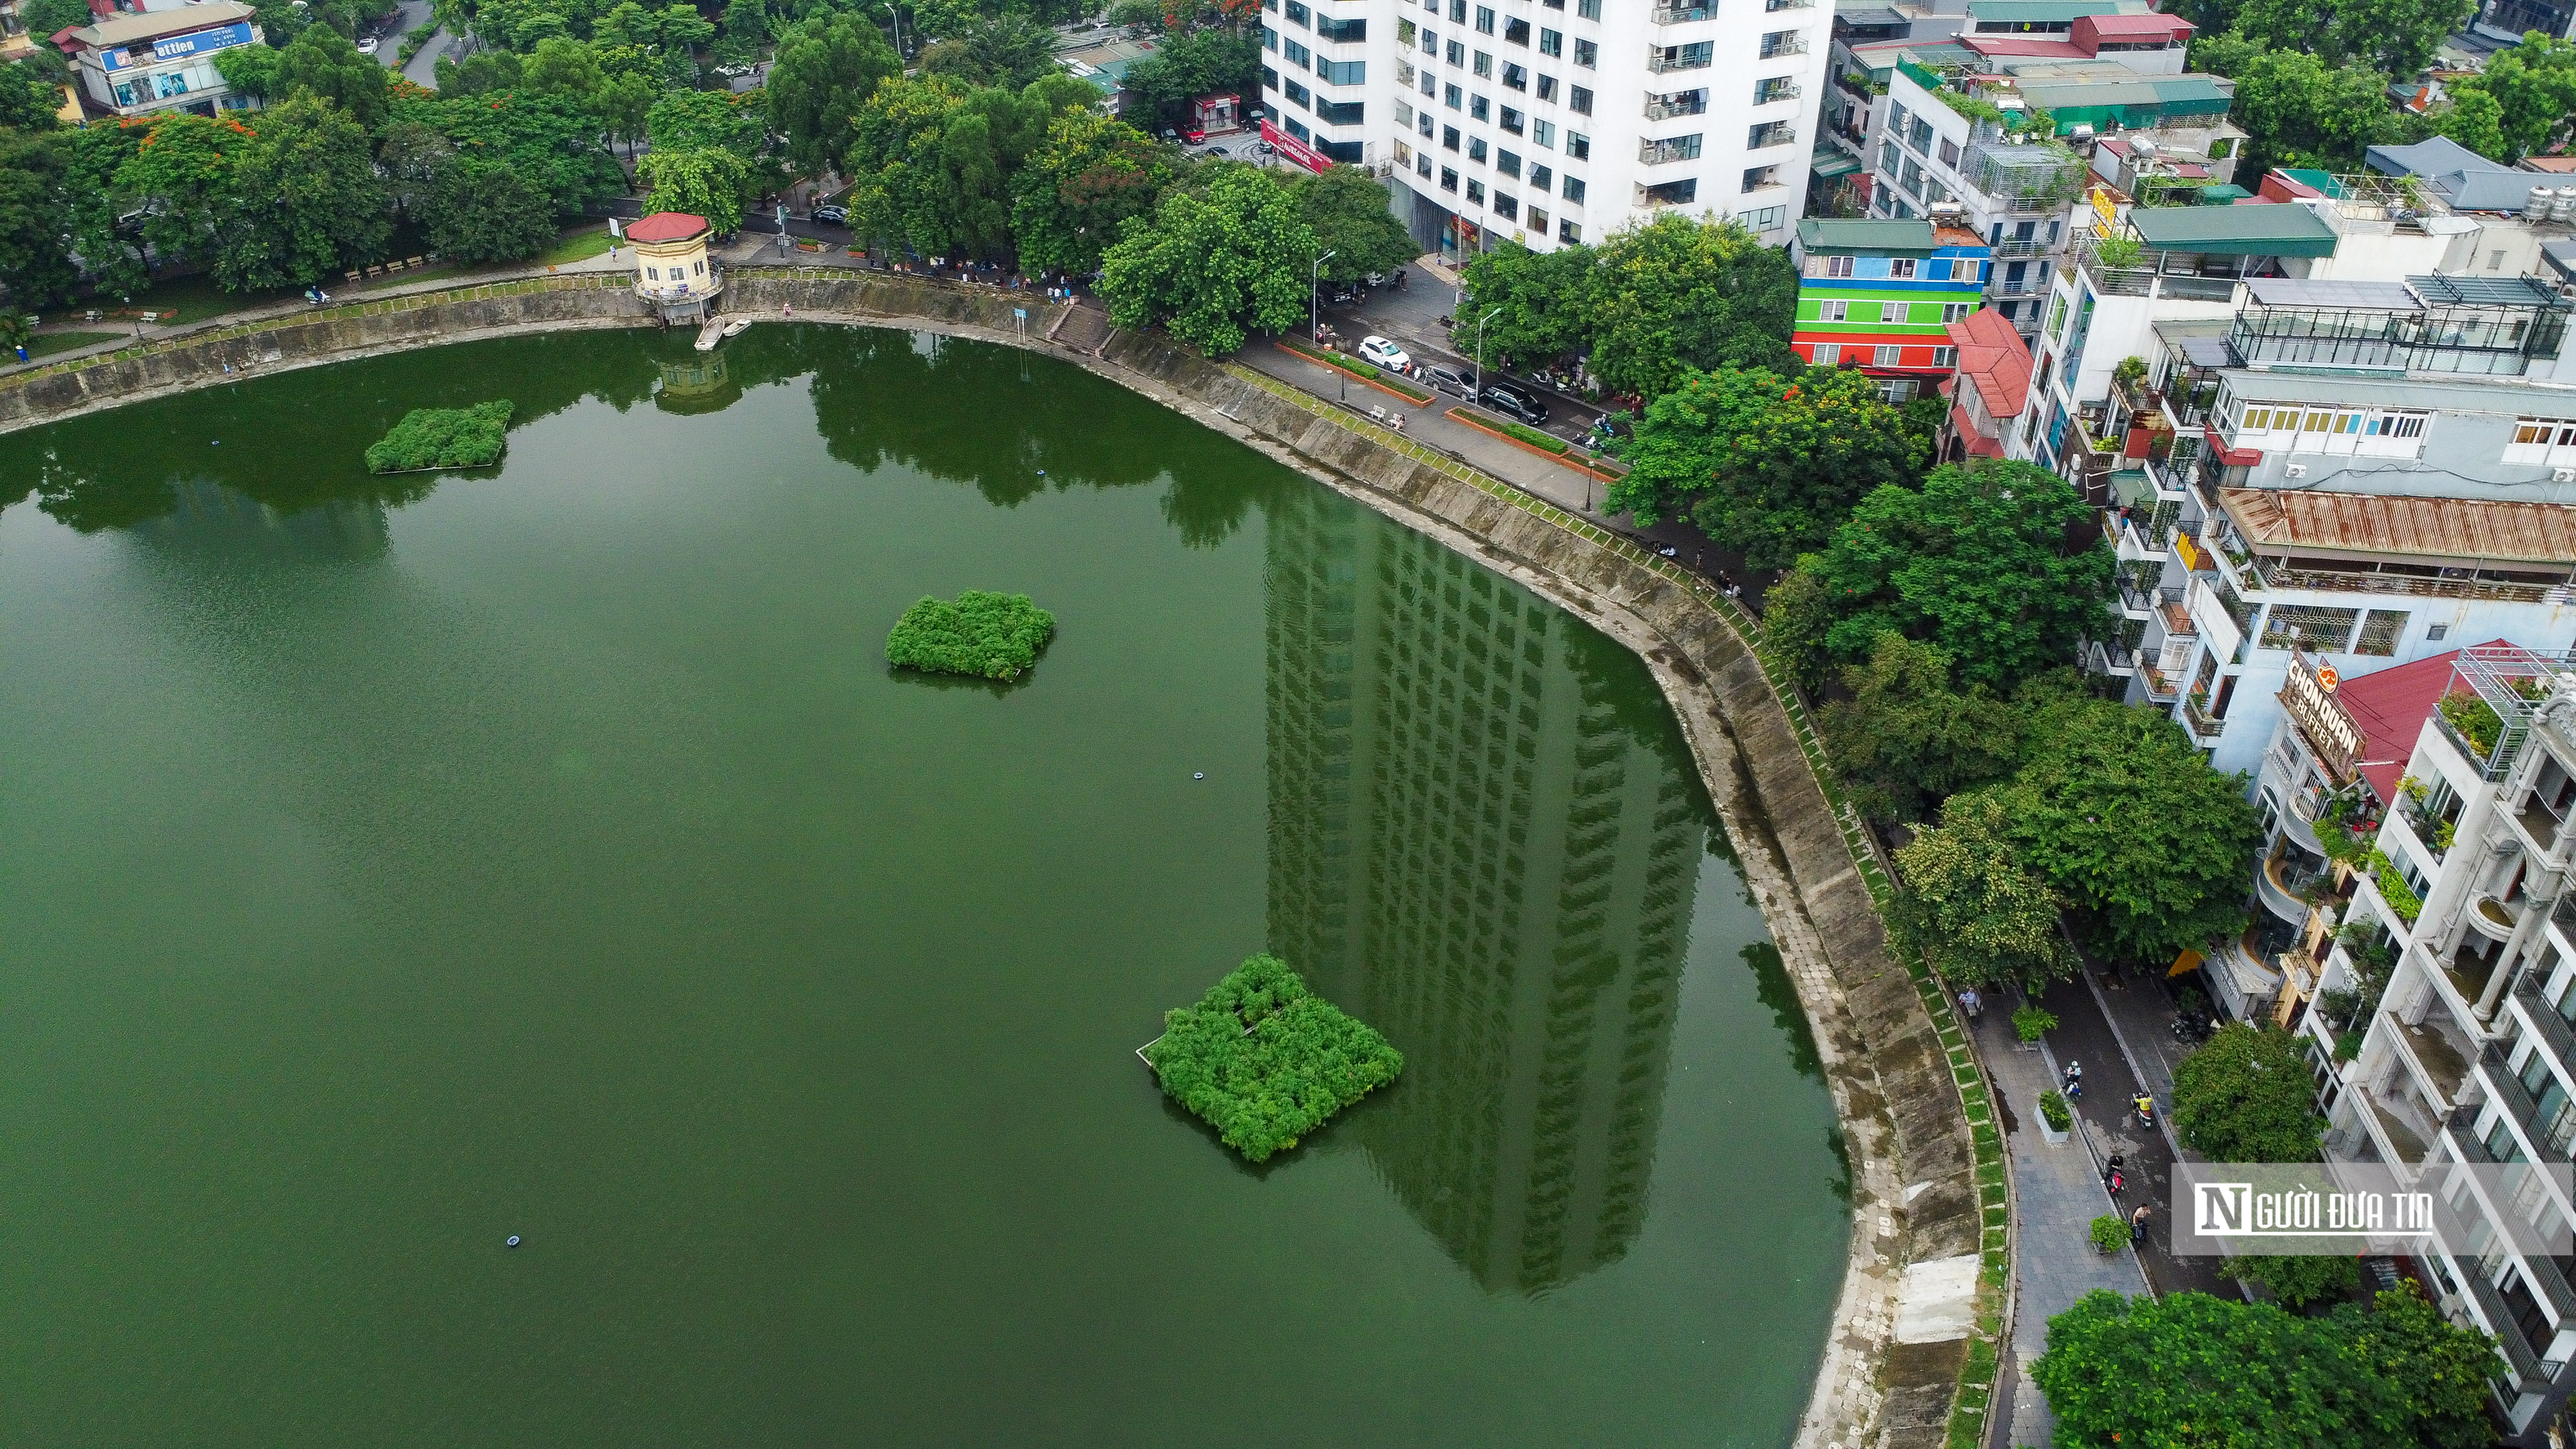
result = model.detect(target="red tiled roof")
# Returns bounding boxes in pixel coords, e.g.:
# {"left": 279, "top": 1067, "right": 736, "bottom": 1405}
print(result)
{"left": 1947, "top": 402, "right": 2005, "bottom": 457}
{"left": 1943, "top": 308, "right": 2031, "bottom": 424}
{"left": 626, "top": 212, "right": 708, "bottom": 243}
{"left": 2331, "top": 647, "right": 2496, "bottom": 804}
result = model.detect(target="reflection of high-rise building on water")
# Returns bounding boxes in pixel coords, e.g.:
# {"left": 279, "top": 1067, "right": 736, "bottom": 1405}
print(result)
{"left": 1265, "top": 487, "right": 1704, "bottom": 1294}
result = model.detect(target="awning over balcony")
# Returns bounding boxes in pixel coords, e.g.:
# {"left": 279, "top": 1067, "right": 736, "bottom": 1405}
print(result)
{"left": 2221, "top": 488, "right": 2576, "bottom": 567}
{"left": 1810, "top": 145, "right": 1861, "bottom": 179}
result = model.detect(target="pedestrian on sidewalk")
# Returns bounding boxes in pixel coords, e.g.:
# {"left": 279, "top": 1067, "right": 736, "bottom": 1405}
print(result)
{"left": 2130, "top": 1203, "right": 2152, "bottom": 1245}
{"left": 1958, "top": 987, "right": 1982, "bottom": 1022}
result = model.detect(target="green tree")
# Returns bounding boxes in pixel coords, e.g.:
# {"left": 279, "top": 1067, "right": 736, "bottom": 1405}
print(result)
{"left": 2171, "top": 1023, "right": 2327, "bottom": 1162}
{"left": 216, "top": 95, "right": 390, "bottom": 291}
{"left": 420, "top": 161, "right": 559, "bottom": 261}
{"left": 1987, "top": 694, "right": 2261, "bottom": 963}
{"left": 765, "top": 11, "right": 900, "bottom": 175}
{"left": 2228, "top": 0, "right": 2471, "bottom": 80}
{"left": 2190, "top": 34, "right": 2400, "bottom": 175}
{"left": 0, "top": 129, "right": 78, "bottom": 310}
{"left": 638, "top": 145, "right": 753, "bottom": 232}
{"left": 2431, "top": 85, "right": 2508, "bottom": 160}
{"left": 2034, "top": 1291, "right": 2387, "bottom": 1446}
{"left": 272, "top": 24, "right": 390, "bottom": 131}
{"left": 61, "top": 120, "right": 149, "bottom": 299}
{"left": 520, "top": 33, "right": 608, "bottom": 103}
{"left": 1756, "top": 560, "right": 1835, "bottom": 691}
{"left": 1116, "top": 27, "right": 1258, "bottom": 128}
{"left": 213, "top": 42, "right": 285, "bottom": 102}
{"left": 1799, "top": 460, "right": 2114, "bottom": 690}
{"left": 2331, "top": 1282, "right": 2499, "bottom": 1449}
{"left": 2443, "top": 33, "right": 2576, "bottom": 161}
{"left": 391, "top": 89, "right": 625, "bottom": 215}
{"left": 434, "top": 48, "right": 526, "bottom": 94}
{"left": 0, "top": 60, "right": 64, "bottom": 133}
{"left": 1817, "top": 633, "right": 2025, "bottom": 822}
{"left": 1608, "top": 364, "right": 1926, "bottom": 568}
{"left": 1009, "top": 108, "right": 1175, "bottom": 276}
{"left": 2225, "top": 1252, "right": 2360, "bottom": 1309}
{"left": 596, "top": 69, "right": 661, "bottom": 160}
{"left": 1099, "top": 160, "right": 1314, "bottom": 354}
{"left": 1889, "top": 790, "right": 2075, "bottom": 992}
{"left": 19, "top": 0, "right": 94, "bottom": 45}
{"left": 113, "top": 113, "right": 244, "bottom": 274}
{"left": 916, "top": 11, "right": 1059, "bottom": 88}
{"left": 377, "top": 119, "right": 455, "bottom": 218}
{"left": 1459, "top": 239, "right": 1595, "bottom": 370}
{"left": 1586, "top": 213, "right": 1797, "bottom": 398}
{"left": 647, "top": 85, "right": 766, "bottom": 158}
{"left": 1290, "top": 164, "right": 1414, "bottom": 287}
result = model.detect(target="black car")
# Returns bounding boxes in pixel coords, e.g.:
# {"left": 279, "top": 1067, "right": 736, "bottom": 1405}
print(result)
{"left": 1479, "top": 383, "right": 1549, "bottom": 426}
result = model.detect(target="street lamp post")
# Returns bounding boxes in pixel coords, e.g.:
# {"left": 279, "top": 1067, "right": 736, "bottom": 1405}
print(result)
{"left": 881, "top": 0, "right": 905, "bottom": 58}
{"left": 1473, "top": 305, "right": 1501, "bottom": 397}
{"left": 1311, "top": 248, "right": 1335, "bottom": 345}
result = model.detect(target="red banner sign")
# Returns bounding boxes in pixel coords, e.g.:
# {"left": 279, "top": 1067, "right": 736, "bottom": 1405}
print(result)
{"left": 1260, "top": 118, "right": 1332, "bottom": 176}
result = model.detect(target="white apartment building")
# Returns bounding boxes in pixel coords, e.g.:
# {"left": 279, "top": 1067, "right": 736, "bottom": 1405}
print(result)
{"left": 2269, "top": 645, "right": 2576, "bottom": 1444}
{"left": 1260, "top": 0, "right": 1830, "bottom": 260}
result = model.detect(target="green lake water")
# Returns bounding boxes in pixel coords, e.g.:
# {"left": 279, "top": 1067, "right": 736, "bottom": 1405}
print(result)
{"left": 0, "top": 328, "right": 1847, "bottom": 1448}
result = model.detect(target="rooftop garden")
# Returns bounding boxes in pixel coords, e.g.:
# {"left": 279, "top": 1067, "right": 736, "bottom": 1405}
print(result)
{"left": 1143, "top": 954, "right": 1404, "bottom": 1162}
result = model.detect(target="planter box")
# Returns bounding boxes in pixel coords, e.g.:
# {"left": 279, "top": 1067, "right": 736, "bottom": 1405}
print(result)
{"left": 2038, "top": 1116, "right": 2070, "bottom": 1145}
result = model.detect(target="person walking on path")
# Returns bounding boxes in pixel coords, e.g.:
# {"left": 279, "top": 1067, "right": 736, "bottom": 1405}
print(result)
{"left": 1958, "top": 987, "right": 1982, "bottom": 1022}
{"left": 2130, "top": 1202, "right": 2154, "bottom": 1246}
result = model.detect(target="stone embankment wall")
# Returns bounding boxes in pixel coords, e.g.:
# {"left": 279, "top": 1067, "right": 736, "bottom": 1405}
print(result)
{"left": 0, "top": 267, "right": 1995, "bottom": 1449}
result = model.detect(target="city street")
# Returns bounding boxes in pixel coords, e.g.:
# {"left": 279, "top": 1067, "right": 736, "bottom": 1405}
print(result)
{"left": 370, "top": 0, "right": 452, "bottom": 84}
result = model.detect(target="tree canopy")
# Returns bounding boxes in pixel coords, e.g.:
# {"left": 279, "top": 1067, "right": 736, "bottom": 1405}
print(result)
{"left": 765, "top": 11, "right": 900, "bottom": 176}
{"left": 1816, "top": 633, "right": 2029, "bottom": 821}
{"left": 1609, "top": 364, "right": 1927, "bottom": 568}
{"left": 1293, "top": 164, "right": 1416, "bottom": 286}
{"left": 1889, "top": 788, "right": 2076, "bottom": 992}
{"left": 1586, "top": 214, "right": 1799, "bottom": 397}
{"left": 1458, "top": 240, "right": 1595, "bottom": 371}
{"left": 1099, "top": 162, "right": 1314, "bottom": 354}
{"left": 1009, "top": 108, "right": 1176, "bottom": 276}
{"left": 2190, "top": 33, "right": 2401, "bottom": 175}
{"left": 1797, "top": 460, "right": 2114, "bottom": 690}
{"left": 2172, "top": 1023, "right": 2327, "bottom": 1162}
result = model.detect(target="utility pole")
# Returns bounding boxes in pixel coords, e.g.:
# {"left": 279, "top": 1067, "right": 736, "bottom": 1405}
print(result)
{"left": 1311, "top": 248, "right": 1335, "bottom": 344}
{"left": 1473, "top": 306, "right": 1501, "bottom": 397}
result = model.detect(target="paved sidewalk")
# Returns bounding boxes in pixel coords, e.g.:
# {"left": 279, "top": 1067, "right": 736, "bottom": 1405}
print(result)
{"left": 1973, "top": 1004, "right": 2148, "bottom": 1449}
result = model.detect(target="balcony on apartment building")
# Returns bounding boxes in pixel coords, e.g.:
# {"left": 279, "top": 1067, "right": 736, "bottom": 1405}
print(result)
{"left": 1638, "top": 133, "right": 1703, "bottom": 166}
{"left": 1959, "top": 133, "right": 2087, "bottom": 216}
{"left": 2228, "top": 276, "right": 2572, "bottom": 379}
{"left": 1650, "top": 41, "right": 1716, "bottom": 73}
{"left": 2197, "top": 491, "right": 2576, "bottom": 611}
{"left": 2134, "top": 649, "right": 2182, "bottom": 702}
{"left": 2394, "top": 1009, "right": 2480, "bottom": 1110}
{"left": 2073, "top": 204, "right": 2338, "bottom": 301}
{"left": 1650, "top": 2, "right": 1715, "bottom": 22}
{"left": 1645, "top": 87, "right": 1708, "bottom": 120}
{"left": 1758, "top": 30, "right": 1808, "bottom": 57}
{"left": 2515, "top": 970, "right": 2576, "bottom": 1090}
{"left": 2428, "top": 1185, "right": 2575, "bottom": 1397}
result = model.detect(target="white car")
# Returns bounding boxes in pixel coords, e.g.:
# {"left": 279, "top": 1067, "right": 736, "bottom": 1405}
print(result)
{"left": 1359, "top": 336, "right": 1410, "bottom": 371}
{"left": 357, "top": 35, "right": 379, "bottom": 53}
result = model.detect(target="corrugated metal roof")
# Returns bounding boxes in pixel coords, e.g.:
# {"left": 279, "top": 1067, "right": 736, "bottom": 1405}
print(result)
{"left": 2222, "top": 488, "right": 2576, "bottom": 565}
{"left": 2244, "top": 278, "right": 2418, "bottom": 308}
{"left": 71, "top": 2, "right": 255, "bottom": 46}
{"left": 1965, "top": 0, "right": 2142, "bottom": 19}
{"left": 2129, "top": 202, "right": 2338, "bottom": 257}
{"left": 2409, "top": 273, "right": 2568, "bottom": 308}
{"left": 1797, "top": 217, "right": 1938, "bottom": 254}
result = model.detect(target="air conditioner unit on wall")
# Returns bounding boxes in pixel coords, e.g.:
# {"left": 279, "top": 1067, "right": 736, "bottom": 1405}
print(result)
{"left": 2553, "top": 467, "right": 2576, "bottom": 483}
{"left": 2282, "top": 464, "right": 2307, "bottom": 478}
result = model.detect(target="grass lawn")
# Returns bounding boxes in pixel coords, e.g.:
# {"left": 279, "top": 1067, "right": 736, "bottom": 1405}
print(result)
{"left": 540, "top": 227, "right": 619, "bottom": 265}
{"left": 82, "top": 271, "right": 301, "bottom": 327}
{"left": 24, "top": 331, "right": 122, "bottom": 359}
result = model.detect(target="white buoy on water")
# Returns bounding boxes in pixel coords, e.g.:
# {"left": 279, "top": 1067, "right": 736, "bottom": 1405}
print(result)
{"left": 506, "top": 1236, "right": 521, "bottom": 1248}
{"left": 1193, "top": 772, "right": 1205, "bottom": 780}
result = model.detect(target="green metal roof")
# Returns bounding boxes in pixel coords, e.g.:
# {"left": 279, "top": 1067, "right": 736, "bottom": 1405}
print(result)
{"left": 2198, "top": 183, "right": 2253, "bottom": 204}
{"left": 2128, "top": 203, "right": 2338, "bottom": 258}
{"left": 1797, "top": 218, "right": 1939, "bottom": 255}
{"left": 2016, "top": 73, "right": 2233, "bottom": 124}
{"left": 1810, "top": 146, "right": 1862, "bottom": 178}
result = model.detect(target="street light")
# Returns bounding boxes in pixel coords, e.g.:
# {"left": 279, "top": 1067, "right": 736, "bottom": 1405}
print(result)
{"left": 1310, "top": 248, "right": 1336, "bottom": 345}
{"left": 1472, "top": 305, "right": 1501, "bottom": 397}
{"left": 880, "top": 0, "right": 905, "bottom": 59}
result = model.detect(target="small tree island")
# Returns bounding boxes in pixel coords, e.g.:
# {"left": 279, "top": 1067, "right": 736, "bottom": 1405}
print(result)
{"left": 884, "top": 590, "right": 1057, "bottom": 681}
{"left": 1144, "top": 954, "right": 1404, "bottom": 1162}
{"left": 364, "top": 401, "right": 515, "bottom": 474}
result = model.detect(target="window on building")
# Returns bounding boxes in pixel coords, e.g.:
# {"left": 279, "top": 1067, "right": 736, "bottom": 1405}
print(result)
{"left": 1562, "top": 175, "right": 1585, "bottom": 203}
{"left": 1395, "top": 138, "right": 1412, "bottom": 166}
{"left": 1537, "top": 74, "right": 1556, "bottom": 100}
{"left": 1264, "top": 65, "right": 1280, "bottom": 91}
{"left": 646, "top": 265, "right": 660, "bottom": 279}
{"left": 1287, "top": 0, "right": 1309, "bottom": 20}
{"left": 1468, "top": 136, "right": 1488, "bottom": 161}
{"left": 1419, "top": 24, "right": 1435, "bottom": 48}
{"left": 1573, "top": 37, "right": 1596, "bottom": 65}
{"left": 1940, "top": 302, "right": 1971, "bottom": 323}
{"left": 1888, "top": 258, "right": 1917, "bottom": 278}
{"left": 1747, "top": 120, "right": 1794, "bottom": 149}
{"left": 1284, "top": 38, "right": 1311, "bottom": 64}
{"left": 1450, "top": 0, "right": 1464, "bottom": 18}
{"left": 1475, "top": 4, "right": 1495, "bottom": 30}
{"left": 1447, "top": 38, "right": 1463, "bottom": 62}
{"left": 1875, "top": 344, "right": 1903, "bottom": 367}
{"left": 1502, "top": 62, "right": 1527, "bottom": 88}
{"left": 1467, "top": 178, "right": 1486, "bottom": 204}
{"left": 2259, "top": 605, "right": 2361, "bottom": 653}
{"left": 1470, "top": 93, "right": 1489, "bottom": 119}
{"left": 1539, "top": 26, "right": 1561, "bottom": 53}
{"left": 1528, "top": 205, "right": 1549, "bottom": 231}
{"left": 1316, "top": 98, "right": 1364, "bottom": 123}
{"left": 1901, "top": 158, "right": 1923, "bottom": 193}
{"left": 1643, "top": 178, "right": 1697, "bottom": 205}
{"left": 1931, "top": 345, "right": 1955, "bottom": 366}
{"left": 1443, "top": 123, "right": 1461, "bottom": 149}
{"left": 1504, "top": 15, "right": 1529, "bottom": 43}
{"left": 1560, "top": 218, "right": 1582, "bottom": 242}
{"left": 2355, "top": 611, "right": 2408, "bottom": 656}
{"left": 1938, "top": 137, "right": 1960, "bottom": 166}
{"left": 1318, "top": 58, "right": 1364, "bottom": 84}
{"left": 1445, "top": 82, "right": 1462, "bottom": 108}
{"left": 1264, "top": 23, "right": 1279, "bottom": 48}
{"left": 1399, "top": 16, "right": 1416, "bottom": 42}
{"left": 1741, "top": 166, "right": 1778, "bottom": 191}
{"left": 1441, "top": 166, "right": 1459, "bottom": 191}
{"left": 1813, "top": 343, "right": 1840, "bottom": 365}
{"left": 1495, "top": 193, "right": 1518, "bottom": 220}
{"left": 1497, "top": 149, "right": 1520, "bottom": 176}
{"left": 1421, "top": 69, "right": 1436, "bottom": 95}
{"left": 1285, "top": 79, "right": 1311, "bottom": 106}
{"left": 1473, "top": 48, "right": 1492, "bottom": 75}
{"left": 1819, "top": 299, "right": 1847, "bottom": 321}
{"left": 1418, "top": 151, "right": 1434, "bottom": 176}
{"left": 1500, "top": 105, "right": 1523, "bottom": 133}
{"left": 1908, "top": 116, "right": 1932, "bottom": 150}
{"left": 2506, "top": 417, "right": 2576, "bottom": 464}
{"left": 1530, "top": 162, "right": 1551, "bottom": 189}
{"left": 1533, "top": 118, "right": 1555, "bottom": 146}
{"left": 1577, "top": 0, "right": 1599, "bottom": 15}
{"left": 1316, "top": 15, "right": 1364, "bottom": 40}
{"left": 1823, "top": 254, "right": 1853, "bottom": 277}
{"left": 1395, "top": 99, "right": 1414, "bottom": 127}
{"left": 1568, "top": 86, "right": 1592, "bottom": 118}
